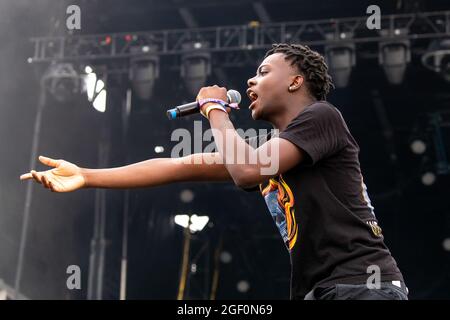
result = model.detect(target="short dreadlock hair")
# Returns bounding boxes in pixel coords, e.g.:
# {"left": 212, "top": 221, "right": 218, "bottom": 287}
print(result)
{"left": 264, "top": 43, "right": 334, "bottom": 101}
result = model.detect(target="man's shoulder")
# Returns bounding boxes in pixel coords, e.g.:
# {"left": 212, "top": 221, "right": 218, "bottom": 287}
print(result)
{"left": 305, "top": 100, "right": 341, "bottom": 117}
{"left": 286, "top": 101, "right": 344, "bottom": 129}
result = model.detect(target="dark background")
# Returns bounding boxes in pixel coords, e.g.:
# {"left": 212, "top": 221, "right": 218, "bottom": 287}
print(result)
{"left": 0, "top": 0, "right": 449, "bottom": 299}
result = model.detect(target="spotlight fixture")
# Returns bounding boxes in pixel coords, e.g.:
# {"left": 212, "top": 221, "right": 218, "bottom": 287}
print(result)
{"left": 181, "top": 42, "right": 211, "bottom": 97}
{"left": 378, "top": 29, "right": 411, "bottom": 85}
{"left": 174, "top": 214, "right": 209, "bottom": 233}
{"left": 129, "top": 45, "right": 160, "bottom": 100}
{"left": 325, "top": 32, "right": 356, "bottom": 88}
{"left": 44, "top": 63, "right": 82, "bottom": 103}
{"left": 422, "top": 39, "right": 450, "bottom": 82}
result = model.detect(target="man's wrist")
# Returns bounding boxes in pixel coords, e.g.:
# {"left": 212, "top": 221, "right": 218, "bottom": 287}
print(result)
{"left": 206, "top": 106, "right": 228, "bottom": 119}
{"left": 80, "top": 168, "right": 90, "bottom": 188}
{"left": 201, "top": 102, "right": 220, "bottom": 110}
{"left": 201, "top": 103, "right": 228, "bottom": 119}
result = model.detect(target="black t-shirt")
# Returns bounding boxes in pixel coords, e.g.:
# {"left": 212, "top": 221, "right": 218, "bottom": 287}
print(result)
{"left": 244, "top": 101, "right": 404, "bottom": 299}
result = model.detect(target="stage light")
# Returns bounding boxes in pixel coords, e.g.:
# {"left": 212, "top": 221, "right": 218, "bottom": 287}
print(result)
{"left": 422, "top": 39, "right": 450, "bottom": 82}
{"left": 325, "top": 32, "right": 355, "bottom": 88}
{"left": 421, "top": 171, "right": 436, "bottom": 186}
{"left": 95, "top": 79, "right": 105, "bottom": 92}
{"left": 443, "top": 238, "right": 450, "bottom": 251}
{"left": 410, "top": 139, "right": 427, "bottom": 155}
{"left": 174, "top": 215, "right": 190, "bottom": 229}
{"left": 101, "top": 36, "right": 112, "bottom": 46}
{"left": 0, "top": 279, "right": 28, "bottom": 300}
{"left": 124, "top": 34, "right": 134, "bottom": 42}
{"left": 379, "top": 42, "right": 410, "bottom": 84}
{"left": 129, "top": 45, "right": 159, "bottom": 100}
{"left": 181, "top": 42, "right": 211, "bottom": 97}
{"left": 84, "top": 70, "right": 107, "bottom": 112}
{"left": 180, "top": 189, "right": 194, "bottom": 203}
{"left": 92, "top": 89, "right": 106, "bottom": 113}
{"left": 85, "top": 72, "right": 97, "bottom": 101}
{"left": 174, "top": 214, "right": 209, "bottom": 233}
{"left": 219, "top": 251, "right": 232, "bottom": 264}
{"left": 190, "top": 215, "right": 209, "bottom": 232}
{"left": 237, "top": 280, "right": 250, "bottom": 293}
{"left": 154, "top": 146, "right": 164, "bottom": 154}
{"left": 44, "top": 63, "right": 82, "bottom": 103}
{"left": 84, "top": 65, "right": 93, "bottom": 74}
{"left": 378, "top": 29, "right": 410, "bottom": 85}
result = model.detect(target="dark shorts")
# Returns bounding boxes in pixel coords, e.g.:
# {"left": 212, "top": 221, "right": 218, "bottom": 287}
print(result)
{"left": 304, "top": 281, "right": 409, "bottom": 300}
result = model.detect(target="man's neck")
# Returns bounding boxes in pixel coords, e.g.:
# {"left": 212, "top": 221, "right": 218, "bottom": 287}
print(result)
{"left": 271, "top": 96, "right": 317, "bottom": 131}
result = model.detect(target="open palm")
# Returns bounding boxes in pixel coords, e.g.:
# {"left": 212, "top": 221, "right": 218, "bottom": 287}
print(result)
{"left": 20, "top": 156, "right": 86, "bottom": 192}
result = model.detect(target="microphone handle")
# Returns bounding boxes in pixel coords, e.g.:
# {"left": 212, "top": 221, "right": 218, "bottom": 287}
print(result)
{"left": 166, "top": 101, "right": 199, "bottom": 119}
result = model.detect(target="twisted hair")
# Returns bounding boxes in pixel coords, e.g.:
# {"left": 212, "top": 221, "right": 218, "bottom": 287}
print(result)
{"left": 265, "top": 43, "right": 334, "bottom": 100}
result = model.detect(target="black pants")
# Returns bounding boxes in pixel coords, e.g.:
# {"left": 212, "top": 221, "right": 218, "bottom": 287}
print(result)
{"left": 304, "top": 281, "right": 409, "bottom": 300}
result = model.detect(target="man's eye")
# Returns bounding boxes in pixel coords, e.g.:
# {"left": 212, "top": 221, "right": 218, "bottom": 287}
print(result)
{"left": 260, "top": 71, "right": 268, "bottom": 75}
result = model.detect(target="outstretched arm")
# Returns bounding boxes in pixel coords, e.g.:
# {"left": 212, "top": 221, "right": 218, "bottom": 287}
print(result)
{"left": 82, "top": 152, "right": 232, "bottom": 188}
{"left": 20, "top": 153, "right": 232, "bottom": 192}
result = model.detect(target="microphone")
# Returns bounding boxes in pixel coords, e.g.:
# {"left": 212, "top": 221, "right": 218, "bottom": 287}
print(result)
{"left": 166, "top": 89, "right": 241, "bottom": 120}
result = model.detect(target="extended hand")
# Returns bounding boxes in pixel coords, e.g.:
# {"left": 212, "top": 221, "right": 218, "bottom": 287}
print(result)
{"left": 20, "top": 156, "right": 86, "bottom": 192}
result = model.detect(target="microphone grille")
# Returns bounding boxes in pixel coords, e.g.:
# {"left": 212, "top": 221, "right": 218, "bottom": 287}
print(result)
{"left": 227, "top": 90, "right": 241, "bottom": 104}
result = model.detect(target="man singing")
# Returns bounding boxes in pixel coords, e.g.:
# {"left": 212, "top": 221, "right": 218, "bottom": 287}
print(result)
{"left": 21, "top": 43, "right": 408, "bottom": 300}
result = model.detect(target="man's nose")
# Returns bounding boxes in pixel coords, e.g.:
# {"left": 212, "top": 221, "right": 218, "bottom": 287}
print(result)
{"left": 247, "top": 77, "right": 256, "bottom": 87}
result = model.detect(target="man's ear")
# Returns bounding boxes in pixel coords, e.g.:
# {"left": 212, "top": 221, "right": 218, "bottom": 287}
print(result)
{"left": 289, "top": 75, "right": 304, "bottom": 92}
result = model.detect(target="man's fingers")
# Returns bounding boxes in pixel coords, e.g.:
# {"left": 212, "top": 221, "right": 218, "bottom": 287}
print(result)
{"left": 39, "top": 155, "right": 61, "bottom": 168}
{"left": 42, "top": 174, "right": 50, "bottom": 189}
{"left": 20, "top": 173, "right": 33, "bottom": 180}
{"left": 22, "top": 170, "right": 56, "bottom": 190}
{"left": 48, "top": 180, "right": 55, "bottom": 192}
{"left": 31, "top": 170, "right": 42, "bottom": 184}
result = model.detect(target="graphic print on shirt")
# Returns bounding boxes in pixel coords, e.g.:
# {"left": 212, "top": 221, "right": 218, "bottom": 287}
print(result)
{"left": 260, "top": 174, "right": 298, "bottom": 250}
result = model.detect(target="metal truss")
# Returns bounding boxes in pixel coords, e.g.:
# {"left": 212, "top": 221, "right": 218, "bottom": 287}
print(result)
{"left": 29, "top": 10, "right": 450, "bottom": 64}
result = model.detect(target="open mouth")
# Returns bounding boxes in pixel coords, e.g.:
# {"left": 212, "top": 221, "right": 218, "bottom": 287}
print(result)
{"left": 246, "top": 89, "right": 259, "bottom": 109}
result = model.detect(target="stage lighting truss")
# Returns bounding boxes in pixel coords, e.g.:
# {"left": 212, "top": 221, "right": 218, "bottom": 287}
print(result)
{"left": 28, "top": 10, "right": 450, "bottom": 90}
{"left": 29, "top": 11, "right": 450, "bottom": 64}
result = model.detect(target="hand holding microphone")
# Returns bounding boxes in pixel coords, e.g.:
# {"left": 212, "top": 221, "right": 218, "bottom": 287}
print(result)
{"left": 166, "top": 86, "right": 241, "bottom": 120}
